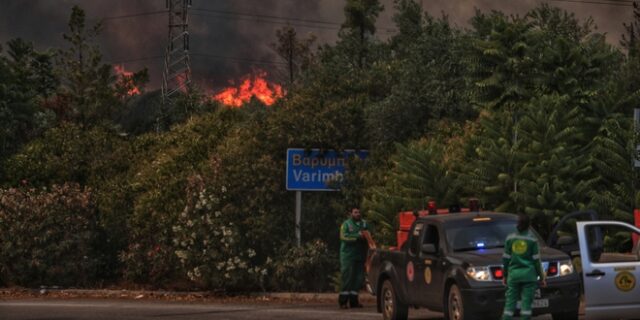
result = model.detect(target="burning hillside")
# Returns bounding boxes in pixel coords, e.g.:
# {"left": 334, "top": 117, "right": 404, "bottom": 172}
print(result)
{"left": 213, "top": 71, "right": 284, "bottom": 107}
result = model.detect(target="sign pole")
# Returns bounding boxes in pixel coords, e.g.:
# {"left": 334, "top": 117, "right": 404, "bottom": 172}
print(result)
{"left": 286, "top": 148, "right": 368, "bottom": 247}
{"left": 295, "top": 190, "right": 302, "bottom": 246}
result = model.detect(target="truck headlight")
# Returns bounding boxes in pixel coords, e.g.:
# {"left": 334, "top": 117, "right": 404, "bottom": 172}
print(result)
{"left": 559, "top": 260, "right": 574, "bottom": 276}
{"left": 466, "top": 266, "right": 491, "bottom": 281}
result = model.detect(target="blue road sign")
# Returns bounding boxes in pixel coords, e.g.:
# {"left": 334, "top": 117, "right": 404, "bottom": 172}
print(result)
{"left": 286, "top": 148, "right": 368, "bottom": 191}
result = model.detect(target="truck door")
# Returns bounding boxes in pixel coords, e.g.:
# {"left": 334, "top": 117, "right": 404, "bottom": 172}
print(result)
{"left": 547, "top": 210, "right": 600, "bottom": 274}
{"left": 406, "top": 222, "right": 425, "bottom": 305}
{"left": 577, "top": 221, "right": 640, "bottom": 320}
{"left": 414, "top": 223, "right": 445, "bottom": 308}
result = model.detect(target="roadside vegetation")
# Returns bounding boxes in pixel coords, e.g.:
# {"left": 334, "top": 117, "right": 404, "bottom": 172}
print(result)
{"left": 1, "top": 1, "right": 639, "bottom": 291}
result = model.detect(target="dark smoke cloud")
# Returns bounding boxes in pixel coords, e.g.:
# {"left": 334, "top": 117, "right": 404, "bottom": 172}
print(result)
{"left": 0, "top": 0, "right": 634, "bottom": 92}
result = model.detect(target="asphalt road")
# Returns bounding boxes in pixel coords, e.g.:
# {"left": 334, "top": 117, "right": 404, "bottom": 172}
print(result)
{"left": 0, "top": 299, "right": 564, "bottom": 320}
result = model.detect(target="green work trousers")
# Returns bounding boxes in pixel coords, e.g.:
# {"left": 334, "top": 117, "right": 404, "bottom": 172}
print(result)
{"left": 502, "top": 281, "right": 537, "bottom": 320}
{"left": 339, "top": 259, "right": 364, "bottom": 306}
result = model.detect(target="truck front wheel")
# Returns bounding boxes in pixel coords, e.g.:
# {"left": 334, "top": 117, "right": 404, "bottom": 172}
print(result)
{"left": 445, "top": 284, "right": 475, "bottom": 320}
{"left": 381, "top": 279, "right": 408, "bottom": 320}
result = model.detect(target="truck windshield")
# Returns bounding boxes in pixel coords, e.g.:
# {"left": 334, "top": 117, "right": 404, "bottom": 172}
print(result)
{"left": 446, "top": 220, "right": 541, "bottom": 252}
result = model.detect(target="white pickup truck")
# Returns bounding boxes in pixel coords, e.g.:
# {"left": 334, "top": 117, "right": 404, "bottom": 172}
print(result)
{"left": 577, "top": 220, "right": 640, "bottom": 320}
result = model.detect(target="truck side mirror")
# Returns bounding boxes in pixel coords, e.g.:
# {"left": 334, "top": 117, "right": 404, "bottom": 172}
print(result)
{"left": 421, "top": 244, "right": 436, "bottom": 254}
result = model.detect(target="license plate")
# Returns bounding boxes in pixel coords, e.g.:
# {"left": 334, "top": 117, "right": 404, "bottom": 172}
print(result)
{"left": 533, "top": 299, "right": 549, "bottom": 308}
{"left": 517, "top": 299, "right": 549, "bottom": 309}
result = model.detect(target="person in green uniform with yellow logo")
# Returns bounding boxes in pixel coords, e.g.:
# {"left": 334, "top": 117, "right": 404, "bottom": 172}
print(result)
{"left": 501, "top": 213, "right": 546, "bottom": 320}
{"left": 339, "top": 206, "right": 369, "bottom": 309}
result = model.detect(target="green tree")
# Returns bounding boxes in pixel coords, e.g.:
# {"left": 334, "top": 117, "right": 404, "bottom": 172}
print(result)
{"left": 621, "top": 2, "right": 640, "bottom": 58}
{"left": 512, "top": 94, "right": 595, "bottom": 235}
{"left": 0, "top": 39, "right": 56, "bottom": 170}
{"left": 366, "top": 3, "right": 472, "bottom": 152}
{"left": 459, "top": 110, "right": 519, "bottom": 212}
{"left": 363, "top": 125, "right": 465, "bottom": 243}
{"left": 340, "top": 0, "right": 384, "bottom": 68}
{"left": 270, "top": 25, "right": 317, "bottom": 84}
{"left": 462, "top": 4, "right": 621, "bottom": 220}
{"left": 56, "top": 5, "right": 147, "bottom": 125}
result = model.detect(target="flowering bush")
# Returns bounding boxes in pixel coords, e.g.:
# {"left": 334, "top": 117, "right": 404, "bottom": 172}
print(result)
{"left": 172, "top": 174, "right": 268, "bottom": 291}
{"left": 120, "top": 109, "right": 244, "bottom": 285}
{"left": 0, "top": 183, "right": 99, "bottom": 287}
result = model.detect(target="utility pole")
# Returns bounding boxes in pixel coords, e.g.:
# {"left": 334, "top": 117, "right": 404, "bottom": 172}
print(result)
{"left": 161, "top": 0, "right": 192, "bottom": 105}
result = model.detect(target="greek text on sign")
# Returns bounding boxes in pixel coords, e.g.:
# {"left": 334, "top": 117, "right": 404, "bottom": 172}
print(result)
{"left": 286, "top": 148, "right": 368, "bottom": 191}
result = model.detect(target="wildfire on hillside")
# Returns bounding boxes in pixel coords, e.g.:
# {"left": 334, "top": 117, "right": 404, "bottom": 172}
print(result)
{"left": 212, "top": 71, "right": 284, "bottom": 107}
{"left": 114, "top": 65, "right": 140, "bottom": 96}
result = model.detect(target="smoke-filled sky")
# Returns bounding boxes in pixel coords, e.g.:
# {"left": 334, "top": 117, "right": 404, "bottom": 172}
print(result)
{"left": 0, "top": 0, "right": 635, "bottom": 92}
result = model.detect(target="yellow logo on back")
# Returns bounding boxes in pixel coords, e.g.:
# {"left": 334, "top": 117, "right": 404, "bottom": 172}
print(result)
{"left": 512, "top": 239, "right": 528, "bottom": 255}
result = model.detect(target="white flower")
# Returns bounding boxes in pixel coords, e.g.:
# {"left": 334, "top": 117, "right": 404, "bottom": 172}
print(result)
{"left": 175, "top": 250, "right": 188, "bottom": 260}
{"left": 247, "top": 249, "right": 256, "bottom": 258}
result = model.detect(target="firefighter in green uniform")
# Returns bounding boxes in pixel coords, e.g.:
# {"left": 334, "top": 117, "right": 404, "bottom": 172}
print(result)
{"left": 501, "top": 213, "right": 546, "bottom": 320}
{"left": 339, "top": 206, "right": 369, "bottom": 309}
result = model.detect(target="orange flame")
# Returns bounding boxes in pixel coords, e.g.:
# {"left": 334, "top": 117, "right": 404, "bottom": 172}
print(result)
{"left": 114, "top": 65, "right": 140, "bottom": 96}
{"left": 213, "top": 71, "right": 284, "bottom": 107}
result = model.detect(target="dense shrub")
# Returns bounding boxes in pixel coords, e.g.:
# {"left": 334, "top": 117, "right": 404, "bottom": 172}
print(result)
{"left": 0, "top": 183, "right": 99, "bottom": 287}
{"left": 120, "top": 109, "right": 245, "bottom": 284}
{"left": 269, "top": 239, "right": 336, "bottom": 292}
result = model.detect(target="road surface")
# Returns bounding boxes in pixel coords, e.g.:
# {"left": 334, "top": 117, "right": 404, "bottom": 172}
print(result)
{"left": 0, "top": 299, "right": 565, "bottom": 320}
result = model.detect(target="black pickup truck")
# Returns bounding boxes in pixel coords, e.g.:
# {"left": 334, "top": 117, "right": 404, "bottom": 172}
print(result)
{"left": 367, "top": 212, "right": 581, "bottom": 320}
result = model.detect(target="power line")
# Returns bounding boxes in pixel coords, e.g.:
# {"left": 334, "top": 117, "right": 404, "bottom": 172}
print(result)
{"left": 96, "top": 7, "right": 395, "bottom": 33}
{"left": 191, "top": 53, "right": 287, "bottom": 66}
{"left": 190, "top": 12, "right": 340, "bottom": 31}
{"left": 190, "top": 11, "right": 395, "bottom": 33}
{"left": 106, "top": 55, "right": 164, "bottom": 64}
{"left": 546, "top": 0, "right": 633, "bottom": 6}
{"left": 191, "top": 7, "right": 342, "bottom": 26}
{"left": 100, "top": 10, "right": 167, "bottom": 21}
{"left": 107, "top": 53, "right": 287, "bottom": 67}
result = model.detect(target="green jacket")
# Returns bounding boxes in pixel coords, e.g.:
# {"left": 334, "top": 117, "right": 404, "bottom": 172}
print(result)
{"left": 502, "top": 230, "right": 545, "bottom": 283}
{"left": 340, "top": 218, "right": 368, "bottom": 262}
